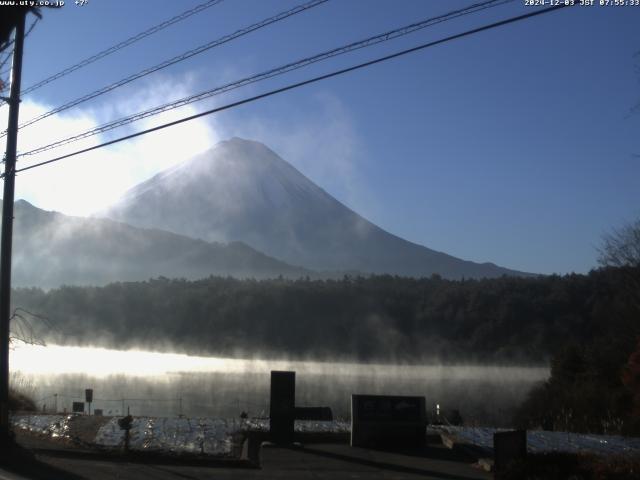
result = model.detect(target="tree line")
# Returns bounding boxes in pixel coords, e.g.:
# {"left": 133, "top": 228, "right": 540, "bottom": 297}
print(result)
{"left": 11, "top": 266, "right": 637, "bottom": 365}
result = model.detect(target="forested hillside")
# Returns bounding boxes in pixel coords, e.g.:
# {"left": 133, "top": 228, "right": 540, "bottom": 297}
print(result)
{"left": 12, "top": 266, "right": 637, "bottom": 363}
{"left": 7, "top": 200, "right": 309, "bottom": 288}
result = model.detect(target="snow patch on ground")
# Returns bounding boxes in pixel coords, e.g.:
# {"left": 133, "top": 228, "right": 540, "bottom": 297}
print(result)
{"left": 12, "top": 414, "right": 72, "bottom": 439}
{"left": 16, "top": 415, "right": 636, "bottom": 458}
{"left": 435, "top": 426, "right": 640, "bottom": 456}
{"left": 11, "top": 414, "right": 350, "bottom": 456}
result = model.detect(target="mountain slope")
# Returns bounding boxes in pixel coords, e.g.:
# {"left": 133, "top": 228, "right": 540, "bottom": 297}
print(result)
{"left": 8, "top": 199, "right": 308, "bottom": 288}
{"left": 102, "top": 137, "right": 529, "bottom": 279}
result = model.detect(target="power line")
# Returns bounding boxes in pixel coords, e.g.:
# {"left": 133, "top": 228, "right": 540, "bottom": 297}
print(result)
{"left": 17, "top": 0, "right": 514, "bottom": 156}
{"left": 0, "top": 19, "right": 38, "bottom": 94}
{"left": 24, "top": 17, "right": 39, "bottom": 40}
{"left": 0, "top": 74, "right": 11, "bottom": 95}
{"left": 13, "top": 0, "right": 509, "bottom": 144}
{"left": 20, "top": 0, "right": 224, "bottom": 96}
{"left": 9, "top": 0, "right": 329, "bottom": 135}
{"left": 0, "top": 51, "right": 13, "bottom": 76}
{"left": 0, "top": 40, "right": 14, "bottom": 56}
{"left": 9, "top": 3, "right": 573, "bottom": 177}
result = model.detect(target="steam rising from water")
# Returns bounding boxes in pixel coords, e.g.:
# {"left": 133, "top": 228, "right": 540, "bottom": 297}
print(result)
{"left": 10, "top": 343, "right": 548, "bottom": 424}
{"left": 11, "top": 343, "right": 547, "bottom": 380}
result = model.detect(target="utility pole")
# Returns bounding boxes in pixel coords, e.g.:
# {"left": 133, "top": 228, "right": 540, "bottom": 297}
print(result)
{"left": 0, "top": 11, "right": 26, "bottom": 443}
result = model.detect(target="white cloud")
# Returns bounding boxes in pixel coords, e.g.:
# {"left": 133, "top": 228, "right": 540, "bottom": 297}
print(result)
{"left": 1, "top": 74, "right": 219, "bottom": 216}
{"left": 1, "top": 75, "right": 372, "bottom": 219}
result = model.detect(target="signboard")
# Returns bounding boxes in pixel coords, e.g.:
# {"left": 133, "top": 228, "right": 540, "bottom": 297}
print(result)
{"left": 85, "top": 389, "right": 93, "bottom": 403}
{"left": 494, "top": 430, "right": 527, "bottom": 478}
{"left": 270, "top": 371, "right": 295, "bottom": 444}
{"left": 351, "top": 394, "right": 426, "bottom": 448}
{"left": 72, "top": 402, "right": 85, "bottom": 413}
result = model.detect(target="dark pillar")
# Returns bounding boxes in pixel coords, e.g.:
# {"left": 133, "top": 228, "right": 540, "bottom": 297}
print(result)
{"left": 269, "top": 370, "right": 295, "bottom": 444}
{"left": 0, "top": 10, "right": 26, "bottom": 443}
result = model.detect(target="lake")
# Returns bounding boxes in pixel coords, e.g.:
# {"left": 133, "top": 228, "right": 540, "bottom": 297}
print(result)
{"left": 10, "top": 343, "right": 548, "bottom": 425}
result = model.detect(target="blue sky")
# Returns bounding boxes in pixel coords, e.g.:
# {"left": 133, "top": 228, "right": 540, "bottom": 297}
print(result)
{"left": 2, "top": 0, "right": 639, "bottom": 275}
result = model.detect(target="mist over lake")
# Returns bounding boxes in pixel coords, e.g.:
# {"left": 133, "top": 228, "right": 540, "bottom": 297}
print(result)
{"left": 10, "top": 343, "right": 548, "bottom": 425}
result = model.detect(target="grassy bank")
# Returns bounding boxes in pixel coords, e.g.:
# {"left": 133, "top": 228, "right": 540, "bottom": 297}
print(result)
{"left": 9, "top": 388, "right": 36, "bottom": 412}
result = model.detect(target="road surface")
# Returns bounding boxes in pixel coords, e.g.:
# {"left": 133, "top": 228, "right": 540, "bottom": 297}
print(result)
{"left": 2, "top": 430, "right": 491, "bottom": 479}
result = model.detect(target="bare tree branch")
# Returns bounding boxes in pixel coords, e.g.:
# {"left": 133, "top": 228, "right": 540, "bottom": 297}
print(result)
{"left": 8, "top": 307, "right": 56, "bottom": 348}
{"left": 598, "top": 219, "right": 640, "bottom": 268}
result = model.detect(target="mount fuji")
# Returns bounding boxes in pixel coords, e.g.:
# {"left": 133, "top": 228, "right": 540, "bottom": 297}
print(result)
{"left": 102, "top": 137, "right": 529, "bottom": 279}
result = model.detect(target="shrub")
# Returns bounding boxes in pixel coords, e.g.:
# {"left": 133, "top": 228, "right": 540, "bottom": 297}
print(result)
{"left": 9, "top": 388, "right": 36, "bottom": 412}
